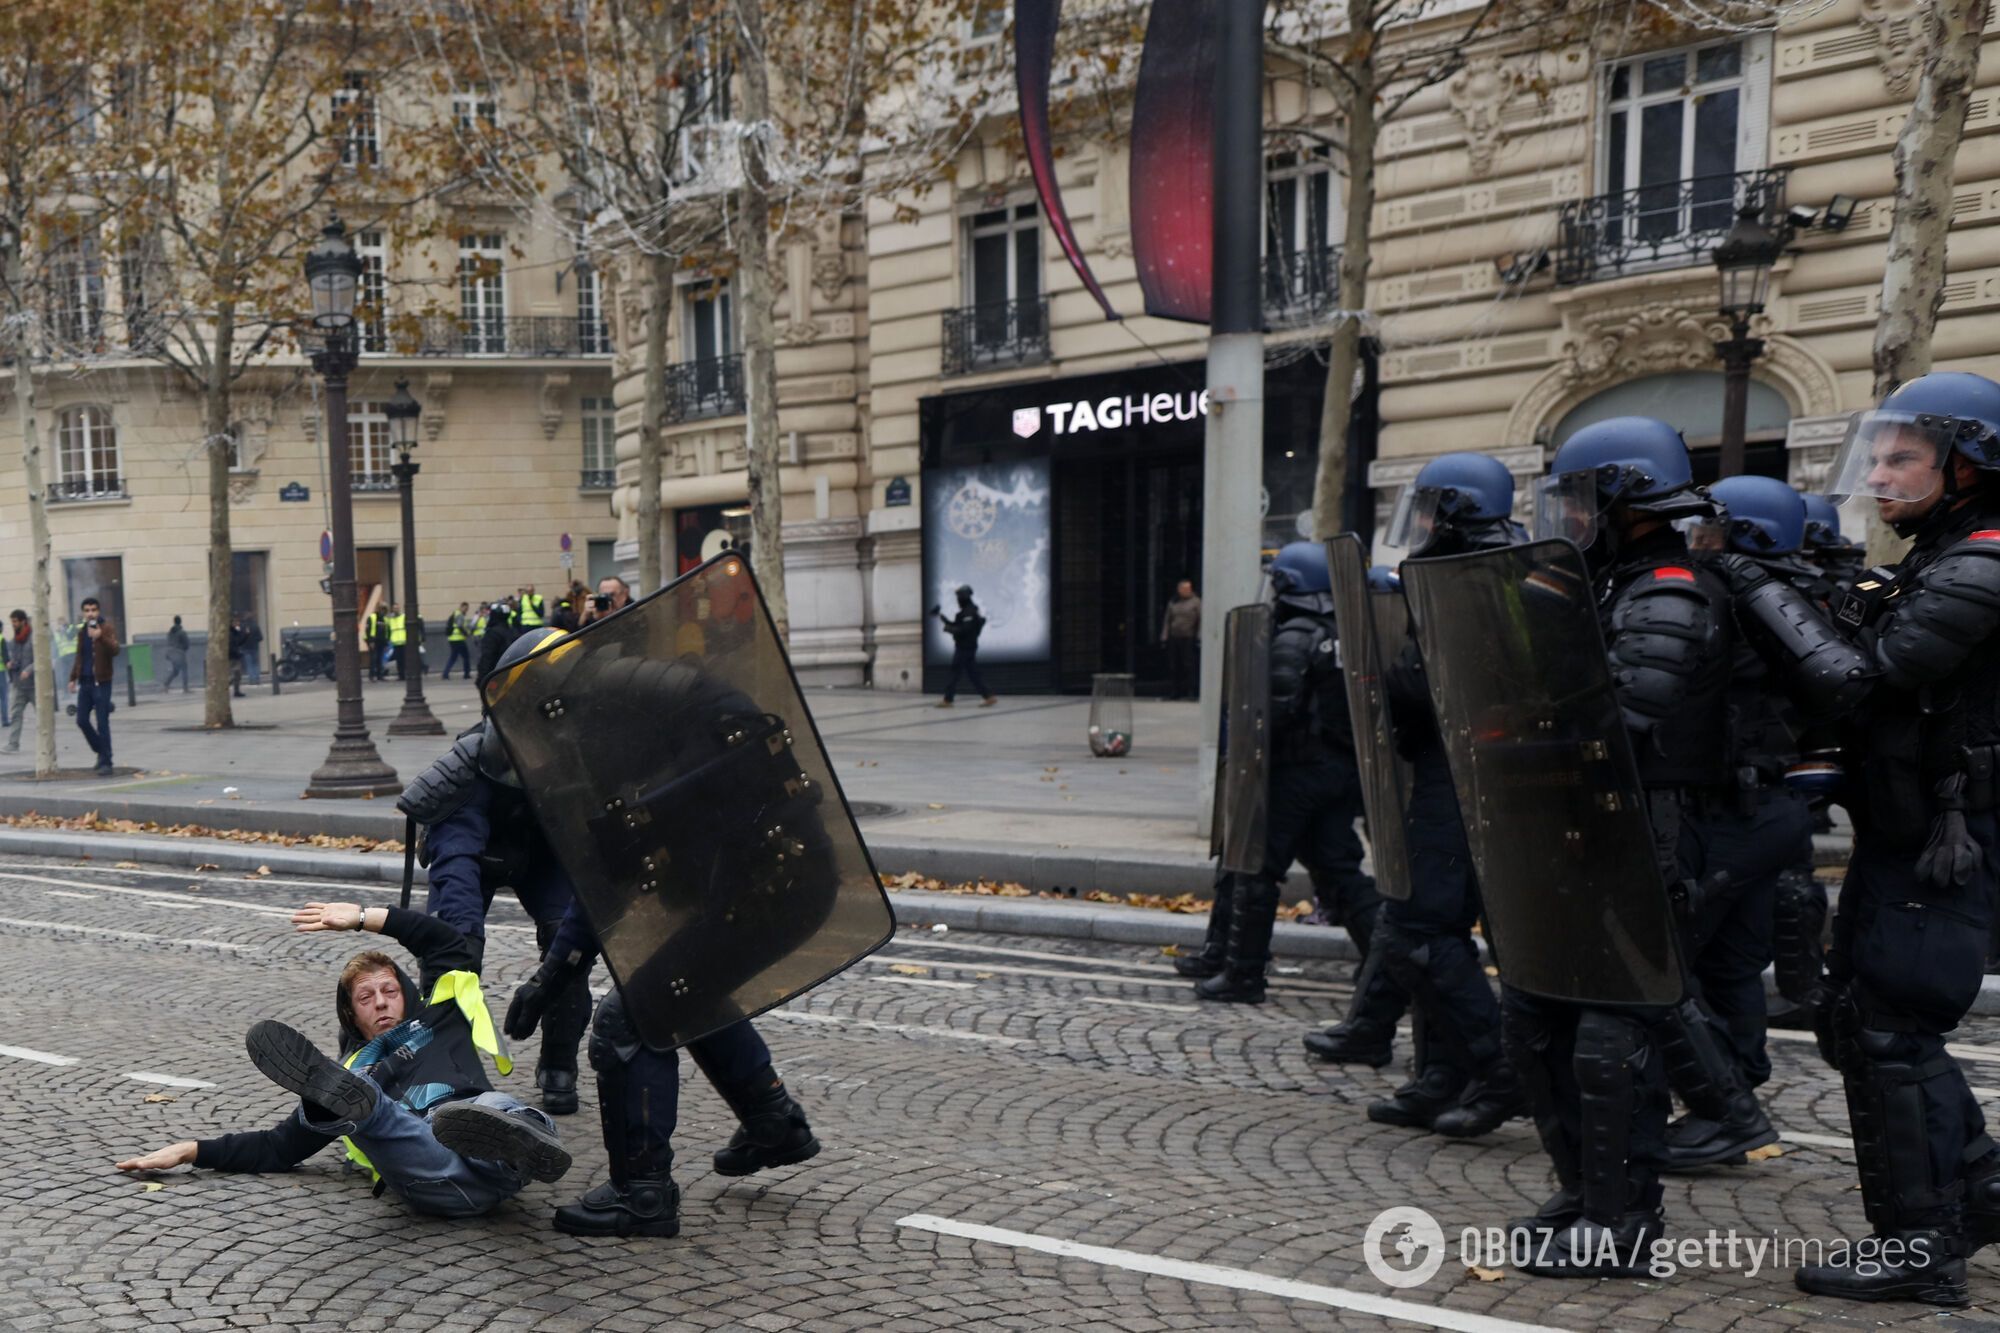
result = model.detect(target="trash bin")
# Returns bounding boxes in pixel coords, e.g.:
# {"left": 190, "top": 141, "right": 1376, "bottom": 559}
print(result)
{"left": 1088, "top": 673, "right": 1135, "bottom": 757}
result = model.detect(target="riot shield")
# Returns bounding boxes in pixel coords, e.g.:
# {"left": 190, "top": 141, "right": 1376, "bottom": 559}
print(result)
{"left": 482, "top": 554, "right": 893, "bottom": 1049}
{"left": 1213, "top": 604, "right": 1271, "bottom": 875}
{"left": 1324, "top": 535, "right": 1413, "bottom": 901}
{"left": 1400, "top": 539, "right": 1682, "bottom": 1006}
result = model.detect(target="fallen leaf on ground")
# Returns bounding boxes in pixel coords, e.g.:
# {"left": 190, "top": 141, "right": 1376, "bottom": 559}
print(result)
{"left": 1161, "top": 944, "right": 1184, "bottom": 957}
{"left": 926, "top": 803, "right": 945, "bottom": 810}
{"left": 975, "top": 972, "right": 994, "bottom": 980}
{"left": 888, "top": 963, "right": 931, "bottom": 977}
{"left": 141, "top": 1182, "right": 165, "bottom": 1193}
{"left": 142, "top": 1093, "right": 177, "bottom": 1105}
{"left": 254, "top": 865, "right": 272, "bottom": 876}
{"left": 1469, "top": 1265, "right": 1504, "bottom": 1282}
{"left": 0, "top": 812, "right": 402, "bottom": 855}
{"left": 194, "top": 863, "right": 219, "bottom": 872}
{"left": 115, "top": 861, "right": 141, "bottom": 870}
{"left": 1745, "top": 1143, "right": 1785, "bottom": 1161}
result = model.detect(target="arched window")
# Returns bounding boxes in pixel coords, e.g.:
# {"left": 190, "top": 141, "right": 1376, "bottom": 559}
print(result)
{"left": 1552, "top": 371, "right": 1792, "bottom": 482}
{"left": 52, "top": 406, "right": 122, "bottom": 501}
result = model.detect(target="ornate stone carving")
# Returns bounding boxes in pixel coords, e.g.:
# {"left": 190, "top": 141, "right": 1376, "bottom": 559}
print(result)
{"left": 228, "top": 393, "right": 275, "bottom": 502}
{"left": 1446, "top": 53, "right": 1516, "bottom": 179}
{"left": 1860, "top": 0, "right": 1927, "bottom": 97}
{"left": 777, "top": 318, "right": 822, "bottom": 347}
{"left": 1557, "top": 300, "right": 1730, "bottom": 386}
{"left": 423, "top": 372, "right": 452, "bottom": 441}
{"left": 811, "top": 214, "right": 848, "bottom": 306}
{"left": 540, "top": 372, "right": 570, "bottom": 440}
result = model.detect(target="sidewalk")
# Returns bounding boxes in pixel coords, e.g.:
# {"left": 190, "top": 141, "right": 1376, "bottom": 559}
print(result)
{"left": 0, "top": 678, "right": 1220, "bottom": 895}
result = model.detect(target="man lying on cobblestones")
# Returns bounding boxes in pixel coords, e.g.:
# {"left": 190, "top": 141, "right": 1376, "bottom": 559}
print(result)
{"left": 114, "top": 899, "right": 571, "bottom": 1218}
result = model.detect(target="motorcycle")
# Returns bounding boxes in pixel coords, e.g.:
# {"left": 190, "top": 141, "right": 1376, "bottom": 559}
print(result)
{"left": 274, "top": 634, "right": 336, "bottom": 684}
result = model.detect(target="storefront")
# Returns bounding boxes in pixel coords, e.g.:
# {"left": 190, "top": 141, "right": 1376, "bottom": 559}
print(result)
{"left": 918, "top": 356, "right": 1326, "bottom": 695}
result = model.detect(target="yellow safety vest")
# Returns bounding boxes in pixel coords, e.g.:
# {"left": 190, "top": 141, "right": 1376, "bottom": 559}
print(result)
{"left": 472, "top": 614, "right": 488, "bottom": 637}
{"left": 365, "top": 613, "right": 380, "bottom": 640}
{"left": 340, "top": 970, "right": 512, "bottom": 1182}
{"left": 387, "top": 614, "right": 407, "bottom": 646}
{"left": 518, "top": 593, "right": 545, "bottom": 628}
{"left": 447, "top": 614, "right": 467, "bottom": 643}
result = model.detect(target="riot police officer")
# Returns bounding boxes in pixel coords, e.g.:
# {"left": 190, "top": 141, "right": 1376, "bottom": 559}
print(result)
{"left": 1352, "top": 456, "right": 1528, "bottom": 1135}
{"left": 1185, "top": 542, "right": 1378, "bottom": 1003}
{"left": 1791, "top": 372, "right": 2000, "bottom": 1305}
{"left": 1801, "top": 492, "right": 1867, "bottom": 600}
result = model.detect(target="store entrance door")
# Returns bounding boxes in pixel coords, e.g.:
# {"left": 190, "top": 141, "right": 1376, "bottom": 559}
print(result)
{"left": 1054, "top": 449, "right": 1202, "bottom": 693}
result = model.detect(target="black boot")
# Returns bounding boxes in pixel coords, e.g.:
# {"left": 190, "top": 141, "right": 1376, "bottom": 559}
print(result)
{"left": 1302, "top": 1020, "right": 1395, "bottom": 1066}
{"left": 1369, "top": 1062, "right": 1469, "bottom": 1129}
{"left": 1432, "top": 1046, "right": 1528, "bottom": 1139}
{"left": 534, "top": 919, "right": 592, "bottom": 1116}
{"left": 556, "top": 1008, "right": 679, "bottom": 1238}
{"left": 1174, "top": 875, "right": 1235, "bottom": 979}
{"left": 1655, "top": 1000, "right": 1777, "bottom": 1171}
{"left": 555, "top": 1177, "right": 680, "bottom": 1238}
{"left": 431, "top": 1101, "right": 573, "bottom": 1183}
{"left": 1795, "top": 1231, "right": 1968, "bottom": 1306}
{"left": 710, "top": 1065, "right": 821, "bottom": 1177}
{"left": 1964, "top": 1144, "right": 2000, "bottom": 1252}
{"left": 1520, "top": 1181, "right": 1666, "bottom": 1278}
{"left": 1194, "top": 877, "right": 1278, "bottom": 1004}
{"left": 245, "top": 1020, "right": 376, "bottom": 1125}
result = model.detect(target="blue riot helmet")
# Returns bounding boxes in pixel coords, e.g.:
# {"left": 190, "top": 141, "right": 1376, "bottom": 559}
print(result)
{"left": 1534, "top": 416, "right": 1709, "bottom": 560}
{"left": 1800, "top": 493, "right": 1844, "bottom": 548}
{"left": 1387, "top": 451, "right": 1517, "bottom": 556}
{"left": 1709, "top": 475, "right": 1806, "bottom": 556}
{"left": 477, "top": 626, "right": 569, "bottom": 786}
{"left": 1826, "top": 373, "right": 2000, "bottom": 530}
{"left": 1267, "top": 540, "right": 1334, "bottom": 614}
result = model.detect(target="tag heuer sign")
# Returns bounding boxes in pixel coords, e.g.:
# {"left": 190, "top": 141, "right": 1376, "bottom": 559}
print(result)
{"left": 1012, "top": 407, "right": 1042, "bottom": 439}
{"left": 279, "top": 482, "right": 310, "bottom": 502}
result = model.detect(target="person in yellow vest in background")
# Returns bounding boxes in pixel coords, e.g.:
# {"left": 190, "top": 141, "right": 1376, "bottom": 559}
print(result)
{"left": 517, "top": 584, "right": 546, "bottom": 629}
{"left": 365, "top": 606, "right": 387, "bottom": 682}
{"left": 387, "top": 605, "right": 409, "bottom": 680}
{"left": 113, "top": 898, "right": 571, "bottom": 1217}
{"left": 443, "top": 602, "right": 473, "bottom": 681}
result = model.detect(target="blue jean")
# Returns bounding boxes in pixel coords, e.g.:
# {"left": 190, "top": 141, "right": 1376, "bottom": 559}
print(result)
{"left": 74, "top": 677, "right": 111, "bottom": 765}
{"left": 444, "top": 642, "right": 472, "bottom": 679}
{"left": 241, "top": 649, "right": 261, "bottom": 685}
{"left": 301, "top": 1090, "right": 547, "bottom": 1218}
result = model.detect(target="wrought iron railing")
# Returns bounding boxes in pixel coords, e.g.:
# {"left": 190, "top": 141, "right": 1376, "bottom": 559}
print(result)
{"left": 942, "top": 297, "right": 1050, "bottom": 376}
{"left": 375, "top": 315, "right": 614, "bottom": 358}
{"left": 1555, "top": 168, "right": 1788, "bottom": 286}
{"left": 665, "top": 354, "right": 745, "bottom": 422}
{"left": 48, "top": 477, "right": 125, "bottom": 503}
{"left": 579, "top": 468, "right": 617, "bottom": 490}
{"left": 1264, "top": 244, "right": 1343, "bottom": 324}
{"left": 351, "top": 474, "right": 398, "bottom": 493}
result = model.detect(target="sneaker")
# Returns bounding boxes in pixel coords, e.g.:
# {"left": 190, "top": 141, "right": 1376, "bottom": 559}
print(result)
{"left": 979, "top": 696, "right": 998, "bottom": 707}
{"left": 94, "top": 761, "right": 114, "bottom": 776}
{"left": 430, "top": 1101, "right": 572, "bottom": 1183}
{"left": 934, "top": 700, "right": 954, "bottom": 709}
{"left": 244, "top": 1020, "right": 376, "bottom": 1124}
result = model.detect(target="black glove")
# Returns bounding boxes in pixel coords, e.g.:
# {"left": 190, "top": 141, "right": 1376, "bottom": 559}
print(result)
{"left": 1916, "top": 773, "right": 1981, "bottom": 889}
{"left": 506, "top": 953, "right": 582, "bottom": 1041}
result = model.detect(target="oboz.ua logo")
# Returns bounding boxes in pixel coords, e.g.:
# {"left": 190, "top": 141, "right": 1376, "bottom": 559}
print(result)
{"left": 1010, "top": 390, "right": 1211, "bottom": 439}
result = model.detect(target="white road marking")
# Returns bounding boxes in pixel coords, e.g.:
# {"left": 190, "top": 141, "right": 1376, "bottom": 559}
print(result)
{"left": 1079, "top": 996, "right": 1200, "bottom": 1013}
{"left": 0, "top": 869, "right": 543, "bottom": 933}
{"left": 126, "top": 1072, "right": 217, "bottom": 1089}
{"left": 888, "top": 937, "right": 1348, "bottom": 995}
{"left": 1780, "top": 1131, "right": 1855, "bottom": 1150}
{"left": 45, "top": 891, "right": 95, "bottom": 900}
{"left": 864, "top": 953, "right": 1339, "bottom": 998}
{"left": 0, "top": 915, "right": 251, "bottom": 952}
{"left": 0, "top": 1043, "right": 79, "bottom": 1066}
{"left": 895, "top": 1214, "right": 1564, "bottom": 1333}
{"left": 870, "top": 976, "right": 978, "bottom": 991}
{"left": 769, "top": 1009, "right": 1025, "bottom": 1046}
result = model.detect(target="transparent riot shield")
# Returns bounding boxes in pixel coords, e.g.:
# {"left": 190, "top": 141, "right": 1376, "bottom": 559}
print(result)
{"left": 1213, "top": 604, "right": 1271, "bottom": 875}
{"left": 482, "top": 554, "right": 894, "bottom": 1049}
{"left": 1400, "top": 539, "right": 1682, "bottom": 1006}
{"left": 1325, "top": 535, "right": 1412, "bottom": 901}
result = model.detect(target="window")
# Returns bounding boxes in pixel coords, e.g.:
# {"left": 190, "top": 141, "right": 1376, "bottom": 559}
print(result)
{"left": 357, "top": 230, "right": 388, "bottom": 353}
{"left": 119, "top": 229, "right": 164, "bottom": 351}
{"left": 53, "top": 405, "right": 121, "bottom": 500}
{"left": 49, "top": 226, "right": 104, "bottom": 348}
{"left": 1602, "top": 39, "right": 1756, "bottom": 244}
{"left": 686, "top": 33, "right": 731, "bottom": 124}
{"left": 63, "top": 556, "right": 124, "bottom": 627}
{"left": 581, "top": 396, "right": 617, "bottom": 488}
{"left": 224, "top": 422, "right": 250, "bottom": 472}
{"left": 1264, "top": 148, "right": 1337, "bottom": 316}
{"left": 452, "top": 82, "right": 497, "bottom": 134}
{"left": 459, "top": 234, "right": 506, "bottom": 353}
{"left": 685, "top": 279, "right": 734, "bottom": 363}
{"left": 334, "top": 72, "right": 379, "bottom": 168}
{"left": 577, "top": 266, "right": 610, "bottom": 354}
{"left": 944, "top": 202, "right": 1046, "bottom": 372}
{"left": 348, "top": 401, "right": 394, "bottom": 489}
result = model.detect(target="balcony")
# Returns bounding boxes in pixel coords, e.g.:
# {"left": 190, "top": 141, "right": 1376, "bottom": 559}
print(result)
{"left": 1555, "top": 168, "right": 1788, "bottom": 286}
{"left": 665, "top": 354, "right": 745, "bottom": 422}
{"left": 371, "top": 315, "right": 614, "bottom": 358}
{"left": 351, "top": 474, "right": 398, "bottom": 494}
{"left": 942, "top": 298, "right": 1050, "bottom": 376}
{"left": 579, "top": 468, "right": 617, "bottom": 490}
{"left": 1264, "top": 244, "right": 1342, "bottom": 326}
{"left": 48, "top": 477, "right": 126, "bottom": 503}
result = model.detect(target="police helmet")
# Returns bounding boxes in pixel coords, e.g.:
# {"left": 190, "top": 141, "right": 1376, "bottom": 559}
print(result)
{"left": 1800, "top": 493, "right": 1844, "bottom": 548}
{"left": 1387, "top": 452, "right": 1516, "bottom": 556}
{"left": 477, "top": 627, "right": 568, "bottom": 786}
{"left": 1710, "top": 475, "right": 1806, "bottom": 556}
{"left": 1827, "top": 372, "right": 2000, "bottom": 513}
{"left": 1534, "top": 416, "right": 1709, "bottom": 550}
{"left": 1268, "top": 541, "right": 1333, "bottom": 613}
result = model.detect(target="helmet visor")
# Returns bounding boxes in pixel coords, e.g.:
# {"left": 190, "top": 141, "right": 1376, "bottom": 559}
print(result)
{"left": 1533, "top": 470, "right": 1599, "bottom": 548}
{"left": 1675, "top": 514, "right": 1727, "bottom": 553}
{"left": 1826, "top": 411, "right": 1956, "bottom": 503}
{"left": 1385, "top": 484, "right": 1442, "bottom": 554}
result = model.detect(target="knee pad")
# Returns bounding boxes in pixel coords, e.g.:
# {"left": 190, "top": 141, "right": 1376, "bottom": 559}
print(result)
{"left": 1574, "top": 1009, "right": 1646, "bottom": 1096}
{"left": 588, "top": 991, "right": 646, "bottom": 1071}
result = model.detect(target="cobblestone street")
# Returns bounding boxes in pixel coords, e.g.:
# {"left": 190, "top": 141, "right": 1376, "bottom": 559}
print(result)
{"left": 2, "top": 852, "right": 1996, "bottom": 1330}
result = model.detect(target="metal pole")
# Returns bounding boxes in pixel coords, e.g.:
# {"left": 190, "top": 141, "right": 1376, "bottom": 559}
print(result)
{"left": 1715, "top": 319, "right": 1763, "bottom": 481}
{"left": 305, "top": 336, "right": 401, "bottom": 797}
{"left": 388, "top": 451, "right": 443, "bottom": 736}
{"left": 1196, "top": 0, "right": 1268, "bottom": 838}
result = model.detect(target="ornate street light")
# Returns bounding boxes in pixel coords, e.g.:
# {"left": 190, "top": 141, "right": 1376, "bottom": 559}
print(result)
{"left": 303, "top": 216, "right": 401, "bottom": 798}
{"left": 385, "top": 380, "right": 442, "bottom": 736}
{"left": 1711, "top": 199, "right": 1787, "bottom": 480}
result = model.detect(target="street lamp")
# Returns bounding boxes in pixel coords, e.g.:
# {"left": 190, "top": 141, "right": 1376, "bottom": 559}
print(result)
{"left": 385, "top": 380, "right": 442, "bottom": 737}
{"left": 1711, "top": 198, "right": 1787, "bottom": 480}
{"left": 303, "top": 216, "right": 402, "bottom": 798}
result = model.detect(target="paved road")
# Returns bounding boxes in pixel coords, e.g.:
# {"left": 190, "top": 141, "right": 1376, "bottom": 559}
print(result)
{"left": 2, "top": 851, "right": 1991, "bottom": 1330}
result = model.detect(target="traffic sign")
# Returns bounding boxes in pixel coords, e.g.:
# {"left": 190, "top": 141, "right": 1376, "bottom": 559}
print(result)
{"left": 320, "top": 530, "right": 333, "bottom": 562}
{"left": 560, "top": 532, "right": 573, "bottom": 552}
{"left": 560, "top": 551, "right": 575, "bottom": 571}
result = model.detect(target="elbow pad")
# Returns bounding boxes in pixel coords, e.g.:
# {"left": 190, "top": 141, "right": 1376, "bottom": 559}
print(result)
{"left": 1734, "top": 576, "right": 1875, "bottom": 717}
{"left": 1875, "top": 538, "right": 2000, "bottom": 691}
{"left": 395, "top": 729, "right": 485, "bottom": 826}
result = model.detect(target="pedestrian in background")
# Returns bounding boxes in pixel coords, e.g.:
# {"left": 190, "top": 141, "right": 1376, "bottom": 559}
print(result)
{"left": 228, "top": 617, "right": 248, "bottom": 698}
{"left": 443, "top": 603, "right": 473, "bottom": 680}
{"left": 5, "top": 610, "right": 33, "bottom": 752}
{"left": 163, "top": 616, "right": 190, "bottom": 692}
{"left": 1161, "top": 578, "right": 1201, "bottom": 701}
{"left": 366, "top": 605, "right": 388, "bottom": 682}
{"left": 241, "top": 613, "right": 264, "bottom": 686}
{"left": 933, "top": 585, "right": 996, "bottom": 709}
{"left": 67, "top": 596, "right": 119, "bottom": 775}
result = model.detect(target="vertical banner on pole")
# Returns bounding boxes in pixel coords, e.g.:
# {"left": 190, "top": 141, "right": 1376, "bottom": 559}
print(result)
{"left": 1130, "top": 0, "right": 1221, "bottom": 324}
{"left": 1015, "top": 0, "right": 1119, "bottom": 320}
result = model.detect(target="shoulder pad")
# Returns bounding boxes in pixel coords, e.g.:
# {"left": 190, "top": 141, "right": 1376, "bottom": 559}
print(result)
{"left": 1921, "top": 534, "right": 2000, "bottom": 610}
{"left": 395, "top": 730, "right": 486, "bottom": 826}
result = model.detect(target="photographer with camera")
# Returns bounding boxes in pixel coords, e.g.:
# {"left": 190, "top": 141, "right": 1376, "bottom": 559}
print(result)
{"left": 66, "top": 597, "right": 118, "bottom": 775}
{"left": 578, "top": 576, "right": 631, "bottom": 627}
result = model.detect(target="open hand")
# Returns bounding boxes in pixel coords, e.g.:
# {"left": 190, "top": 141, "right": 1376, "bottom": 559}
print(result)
{"left": 293, "top": 901, "right": 363, "bottom": 932}
{"left": 116, "top": 1141, "right": 197, "bottom": 1172}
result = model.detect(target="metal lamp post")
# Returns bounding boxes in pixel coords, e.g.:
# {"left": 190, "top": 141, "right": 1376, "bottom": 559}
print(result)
{"left": 303, "top": 217, "right": 402, "bottom": 798}
{"left": 1711, "top": 199, "right": 1786, "bottom": 480}
{"left": 386, "top": 380, "right": 443, "bottom": 736}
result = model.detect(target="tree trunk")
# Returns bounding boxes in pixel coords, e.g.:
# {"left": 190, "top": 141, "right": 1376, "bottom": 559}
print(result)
{"left": 639, "top": 250, "right": 670, "bottom": 595}
{"left": 1311, "top": 4, "right": 1379, "bottom": 541}
{"left": 202, "top": 308, "right": 237, "bottom": 727}
{"left": 9, "top": 240, "right": 57, "bottom": 776}
{"left": 1869, "top": 0, "right": 1989, "bottom": 560}
{"left": 735, "top": 0, "right": 789, "bottom": 640}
